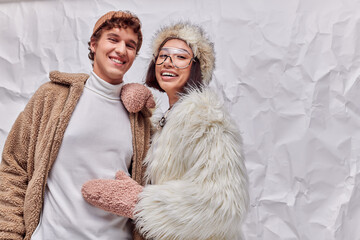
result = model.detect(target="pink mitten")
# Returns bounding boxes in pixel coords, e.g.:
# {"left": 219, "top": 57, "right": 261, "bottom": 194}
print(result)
{"left": 121, "top": 83, "right": 155, "bottom": 113}
{"left": 81, "top": 171, "right": 143, "bottom": 219}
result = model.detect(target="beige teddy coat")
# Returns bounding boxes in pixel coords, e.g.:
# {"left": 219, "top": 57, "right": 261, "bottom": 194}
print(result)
{"left": 0, "top": 71, "right": 150, "bottom": 240}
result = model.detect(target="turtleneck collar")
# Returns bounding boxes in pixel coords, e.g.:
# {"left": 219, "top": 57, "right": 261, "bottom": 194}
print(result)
{"left": 84, "top": 71, "right": 123, "bottom": 100}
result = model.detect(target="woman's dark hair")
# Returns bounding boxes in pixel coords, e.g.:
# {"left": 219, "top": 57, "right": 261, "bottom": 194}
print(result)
{"left": 145, "top": 38, "right": 203, "bottom": 94}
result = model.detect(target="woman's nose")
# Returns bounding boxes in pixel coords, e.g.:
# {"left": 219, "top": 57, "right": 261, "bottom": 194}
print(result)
{"left": 163, "top": 55, "right": 174, "bottom": 67}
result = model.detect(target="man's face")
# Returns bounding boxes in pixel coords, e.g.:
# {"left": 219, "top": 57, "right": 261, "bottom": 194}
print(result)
{"left": 90, "top": 27, "right": 138, "bottom": 85}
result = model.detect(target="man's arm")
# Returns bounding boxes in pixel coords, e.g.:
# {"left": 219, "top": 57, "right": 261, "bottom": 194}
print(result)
{"left": 0, "top": 91, "right": 39, "bottom": 239}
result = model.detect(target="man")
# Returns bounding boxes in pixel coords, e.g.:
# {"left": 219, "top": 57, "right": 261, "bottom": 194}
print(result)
{"left": 0, "top": 10, "right": 153, "bottom": 240}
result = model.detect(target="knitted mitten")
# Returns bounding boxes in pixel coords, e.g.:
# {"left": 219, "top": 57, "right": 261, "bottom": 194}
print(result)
{"left": 81, "top": 171, "right": 143, "bottom": 219}
{"left": 121, "top": 83, "right": 155, "bottom": 113}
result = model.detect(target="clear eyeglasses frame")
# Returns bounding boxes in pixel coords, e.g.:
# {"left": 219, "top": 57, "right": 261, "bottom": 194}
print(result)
{"left": 154, "top": 47, "right": 196, "bottom": 69}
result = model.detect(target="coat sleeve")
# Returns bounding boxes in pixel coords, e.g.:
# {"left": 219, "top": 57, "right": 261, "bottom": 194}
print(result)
{"left": 0, "top": 89, "right": 41, "bottom": 239}
{"left": 134, "top": 95, "right": 249, "bottom": 240}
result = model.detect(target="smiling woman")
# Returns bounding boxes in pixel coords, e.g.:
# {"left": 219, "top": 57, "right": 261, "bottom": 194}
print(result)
{"left": 82, "top": 22, "right": 249, "bottom": 240}
{"left": 155, "top": 39, "right": 194, "bottom": 105}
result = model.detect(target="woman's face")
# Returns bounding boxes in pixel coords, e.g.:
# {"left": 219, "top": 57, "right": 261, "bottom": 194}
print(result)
{"left": 155, "top": 39, "right": 194, "bottom": 105}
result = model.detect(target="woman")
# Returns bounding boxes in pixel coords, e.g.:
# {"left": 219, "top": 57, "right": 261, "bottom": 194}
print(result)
{"left": 82, "top": 22, "right": 249, "bottom": 240}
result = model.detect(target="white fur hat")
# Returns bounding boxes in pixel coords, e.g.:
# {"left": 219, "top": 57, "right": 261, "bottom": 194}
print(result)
{"left": 151, "top": 22, "right": 215, "bottom": 85}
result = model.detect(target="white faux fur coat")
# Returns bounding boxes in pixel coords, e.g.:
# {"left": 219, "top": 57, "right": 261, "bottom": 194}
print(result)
{"left": 134, "top": 88, "right": 249, "bottom": 240}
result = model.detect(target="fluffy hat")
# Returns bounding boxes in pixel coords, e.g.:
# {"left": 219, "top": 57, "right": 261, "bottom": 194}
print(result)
{"left": 152, "top": 22, "right": 215, "bottom": 85}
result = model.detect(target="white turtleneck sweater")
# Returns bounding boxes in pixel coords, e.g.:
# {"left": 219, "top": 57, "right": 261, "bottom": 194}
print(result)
{"left": 31, "top": 71, "right": 133, "bottom": 240}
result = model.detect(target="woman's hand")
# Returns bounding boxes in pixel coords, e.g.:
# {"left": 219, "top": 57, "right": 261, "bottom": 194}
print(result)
{"left": 81, "top": 171, "right": 143, "bottom": 219}
{"left": 121, "top": 83, "right": 155, "bottom": 114}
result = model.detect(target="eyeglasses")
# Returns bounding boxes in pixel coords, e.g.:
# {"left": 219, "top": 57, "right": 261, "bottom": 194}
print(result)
{"left": 155, "top": 47, "right": 195, "bottom": 69}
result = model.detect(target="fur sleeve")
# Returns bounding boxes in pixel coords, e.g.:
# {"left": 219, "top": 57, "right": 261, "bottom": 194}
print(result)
{"left": 134, "top": 89, "right": 249, "bottom": 240}
{"left": 0, "top": 85, "right": 45, "bottom": 238}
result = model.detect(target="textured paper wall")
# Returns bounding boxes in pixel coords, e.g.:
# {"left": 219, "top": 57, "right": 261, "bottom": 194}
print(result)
{"left": 1, "top": 0, "right": 360, "bottom": 239}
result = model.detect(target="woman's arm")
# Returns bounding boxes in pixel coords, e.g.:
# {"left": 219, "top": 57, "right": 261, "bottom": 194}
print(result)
{"left": 82, "top": 89, "right": 249, "bottom": 240}
{"left": 135, "top": 125, "right": 249, "bottom": 240}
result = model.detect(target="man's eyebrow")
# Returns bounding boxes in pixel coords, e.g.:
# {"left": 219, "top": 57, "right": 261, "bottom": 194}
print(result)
{"left": 106, "top": 33, "right": 137, "bottom": 46}
{"left": 129, "top": 39, "right": 137, "bottom": 46}
{"left": 106, "top": 33, "right": 120, "bottom": 38}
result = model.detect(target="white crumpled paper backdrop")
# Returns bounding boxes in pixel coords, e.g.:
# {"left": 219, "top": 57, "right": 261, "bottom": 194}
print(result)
{"left": 1, "top": 0, "right": 360, "bottom": 239}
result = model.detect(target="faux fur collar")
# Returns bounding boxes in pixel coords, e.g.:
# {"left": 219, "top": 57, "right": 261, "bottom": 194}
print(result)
{"left": 49, "top": 71, "right": 89, "bottom": 86}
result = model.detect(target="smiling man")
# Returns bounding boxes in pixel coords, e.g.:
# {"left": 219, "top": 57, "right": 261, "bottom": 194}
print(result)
{"left": 0, "top": 11, "right": 153, "bottom": 240}
{"left": 90, "top": 16, "right": 139, "bottom": 85}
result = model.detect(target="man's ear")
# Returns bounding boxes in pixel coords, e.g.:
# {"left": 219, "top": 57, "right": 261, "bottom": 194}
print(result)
{"left": 90, "top": 38, "right": 97, "bottom": 53}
